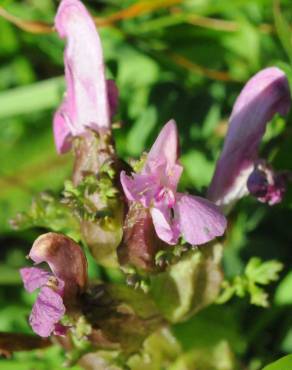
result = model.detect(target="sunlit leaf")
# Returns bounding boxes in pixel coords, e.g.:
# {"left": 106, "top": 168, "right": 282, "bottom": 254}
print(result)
{"left": 262, "top": 355, "right": 292, "bottom": 370}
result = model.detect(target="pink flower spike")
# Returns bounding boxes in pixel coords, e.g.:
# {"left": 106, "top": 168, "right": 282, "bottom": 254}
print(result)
{"left": 121, "top": 120, "right": 227, "bottom": 246}
{"left": 54, "top": 0, "right": 111, "bottom": 153}
{"left": 208, "top": 67, "right": 291, "bottom": 210}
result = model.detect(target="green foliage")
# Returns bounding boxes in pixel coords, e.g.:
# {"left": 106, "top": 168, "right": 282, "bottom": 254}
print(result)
{"left": 274, "top": 1, "right": 292, "bottom": 65}
{"left": 63, "top": 165, "right": 119, "bottom": 221}
{"left": 274, "top": 271, "right": 292, "bottom": 305}
{"left": 0, "top": 346, "right": 82, "bottom": 370}
{"left": 262, "top": 355, "right": 292, "bottom": 370}
{"left": 217, "top": 257, "right": 283, "bottom": 307}
{"left": 0, "top": 77, "right": 64, "bottom": 120}
{"left": 63, "top": 178, "right": 101, "bottom": 221}
{"left": 150, "top": 243, "right": 223, "bottom": 322}
{"left": 128, "top": 328, "right": 181, "bottom": 370}
{"left": 11, "top": 191, "right": 80, "bottom": 240}
{"left": 1, "top": 0, "right": 292, "bottom": 368}
{"left": 169, "top": 341, "right": 236, "bottom": 370}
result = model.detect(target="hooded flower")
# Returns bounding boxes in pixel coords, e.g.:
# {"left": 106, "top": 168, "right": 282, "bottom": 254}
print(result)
{"left": 20, "top": 233, "right": 87, "bottom": 337}
{"left": 208, "top": 67, "right": 291, "bottom": 211}
{"left": 120, "top": 120, "right": 227, "bottom": 246}
{"left": 54, "top": 0, "right": 118, "bottom": 154}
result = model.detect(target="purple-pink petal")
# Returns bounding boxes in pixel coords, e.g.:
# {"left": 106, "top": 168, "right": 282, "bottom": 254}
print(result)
{"left": 20, "top": 267, "right": 52, "bottom": 293}
{"left": 164, "top": 163, "right": 184, "bottom": 191}
{"left": 150, "top": 205, "right": 180, "bottom": 245}
{"left": 208, "top": 67, "right": 291, "bottom": 209}
{"left": 53, "top": 106, "right": 73, "bottom": 154}
{"left": 145, "top": 120, "right": 179, "bottom": 173}
{"left": 120, "top": 120, "right": 227, "bottom": 246}
{"left": 54, "top": 0, "right": 110, "bottom": 153}
{"left": 120, "top": 171, "right": 159, "bottom": 207}
{"left": 30, "top": 286, "right": 65, "bottom": 338}
{"left": 174, "top": 194, "right": 227, "bottom": 245}
{"left": 120, "top": 121, "right": 183, "bottom": 209}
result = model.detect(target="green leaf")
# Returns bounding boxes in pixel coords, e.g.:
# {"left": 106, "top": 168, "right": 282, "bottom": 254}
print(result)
{"left": 126, "top": 106, "right": 157, "bottom": 156}
{"left": 0, "top": 346, "right": 82, "bottom": 370}
{"left": 150, "top": 243, "right": 223, "bottom": 322}
{"left": 107, "top": 284, "right": 159, "bottom": 319}
{"left": 0, "top": 264, "right": 21, "bottom": 285}
{"left": 248, "top": 283, "right": 269, "bottom": 308}
{"left": 274, "top": 1, "right": 292, "bottom": 65}
{"left": 280, "top": 328, "right": 292, "bottom": 353}
{"left": 217, "top": 258, "right": 283, "bottom": 307}
{"left": 128, "top": 328, "right": 181, "bottom": 370}
{"left": 0, "top": 77, "right": 64, "bottom": 119}
{"left": 262, "top": 355, "right": 292, "bottom": 370}
{"left": 245, "top": 257, "right": 283, "bottom": 285}
{"left": 169, "top": 341, "right": 236, "bottom": 370}
{"left": 274, "top": 271, "right": 292, "bottom": 305}
{"left": 181, "top": 150, "right": 214, "bottom": 188}
{"left": 172, "top": 305, "right": 245, "bottom": 354}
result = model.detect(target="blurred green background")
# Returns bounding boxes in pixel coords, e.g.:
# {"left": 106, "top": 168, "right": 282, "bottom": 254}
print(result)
{"left": 0, "top": 0, "right": 292, "bottom": 369}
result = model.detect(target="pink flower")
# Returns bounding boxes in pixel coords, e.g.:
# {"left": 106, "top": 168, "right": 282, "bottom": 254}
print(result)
{"left": 54, "top": 0, "right": 118, "bottom": 154}
{"left": 20, "top": 267, "right": 66, "bottom": 337}
{"left": 120, "top": 120, "right": 227, "bottom": 245}
{"left": 208, "top": 67, "right": 291, "bottom": 211}
{"left": 20, "top": 233, "right": 87, "bottom": 337}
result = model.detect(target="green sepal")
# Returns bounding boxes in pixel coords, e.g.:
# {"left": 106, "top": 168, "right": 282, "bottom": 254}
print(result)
{"left": 150, "top": 242, "right": 223, "bottom": 322}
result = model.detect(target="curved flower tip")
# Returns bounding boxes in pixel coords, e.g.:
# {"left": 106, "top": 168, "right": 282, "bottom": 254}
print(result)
{"left": 147, "top": 119, "right": 179, "bottom": 170}
{"left": 29, "top": 232, "right": 87, "bottom": 297}
{"left": 54, "top": 0, "right": 111, "bottom": 153}
{"left": 20, "top": 233, "right": 87, "bottom": 337}
{"left": 208, "top": 67, "right": 291, "bottom": 210}
{"left": 121, "top": 121, "right": 227, "bottom": 246}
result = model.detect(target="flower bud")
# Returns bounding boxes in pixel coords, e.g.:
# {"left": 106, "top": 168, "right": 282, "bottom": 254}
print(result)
{"left": 247, "top": 163, "right": 286, "bottom": 205}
